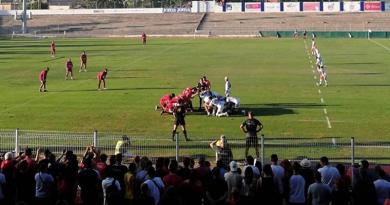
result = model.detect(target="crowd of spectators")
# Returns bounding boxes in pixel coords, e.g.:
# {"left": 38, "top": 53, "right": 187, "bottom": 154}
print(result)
{"left": 1, "top": 146, "right": 390, "bottom": 205}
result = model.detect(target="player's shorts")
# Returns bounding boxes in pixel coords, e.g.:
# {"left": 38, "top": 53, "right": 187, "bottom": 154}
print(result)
{"left": 66, "top": 67, "right": 73, "bottom": 72}
{"left": 246, "top": 136, "right": 259, "bottom": 148}
{"left": 82, "top": 60, "right": 87, "bottom": 64}
{"left": 51, "top": 49, "right": 56, "bottom": 52}
{"left": 175, "top": 118, "right": 185, "bottom": 126}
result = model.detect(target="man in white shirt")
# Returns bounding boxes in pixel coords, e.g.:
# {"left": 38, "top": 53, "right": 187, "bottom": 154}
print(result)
{"left": 317, "top": 156, "right": 340, "bottom": 189}
{"left": 242, "top": 155, "right": 260, "bottom": 178}
{"left": 224, "top": 76, "right": 231, "bottom": 97}
{"left": 270, "top": 154, "right": 285, "bottom": 195}
{"left": 374, "top": 166, "right": 390, "bottom": 205}
{"left": 143, "top": 167, "right": 164, "bottom": 205}
{"left": 102, "top": 169, "right": 122, "bottom": 205}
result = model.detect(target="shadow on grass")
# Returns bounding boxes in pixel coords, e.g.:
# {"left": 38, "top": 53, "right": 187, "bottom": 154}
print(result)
{"left": 109, "top": 76, "right": 151, "bottom": 79}
{"left": 336, "top": 84, "right": 390, "bottom": 87}
{"left": 41, "top": 56, "right": 65, "bottom": 62}
{"left": 51, "top": 87, "right": 177, "bottom": 92}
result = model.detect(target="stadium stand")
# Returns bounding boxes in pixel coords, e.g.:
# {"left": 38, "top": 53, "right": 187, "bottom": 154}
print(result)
{"left": 3, "top": 12, "right": 390, "bottom": 37}
{"left": 197, "top": 13, "right": 390, "bottom": 35}
{"left": 0, "top": 13, "right": 204, "bottom": 36}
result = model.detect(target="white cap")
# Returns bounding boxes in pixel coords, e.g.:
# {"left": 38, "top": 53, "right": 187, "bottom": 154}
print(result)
{"left": 230, "top": 161, "right": 238, "bottom": 172}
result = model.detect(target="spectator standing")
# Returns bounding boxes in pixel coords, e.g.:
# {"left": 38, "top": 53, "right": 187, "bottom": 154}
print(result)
{"left": 0, "top": 170, "right": 5, "bottom": 204}
{"left": 241, "top": 166, "right": 257, "bottom": 203}
{"left": 210, "top": 135, "right": 233, "bottom": 167}
{"left": 102, "top": 168, "right": 122, "bottom": 205}
{"left": 352, "top": 168, "right": 377, "bottom": 205}
{"left": 123, "top": 163, "right": 137, "bottom": 204}
{"left": 224, "top": 161, "right": 243, "bottom": 199}
{"left": 331, "top": 164, "right": 350, "bottom": 205}
{"left": 134, "top": 183, "right": 155, "bottom": 205}
{"left": 257, "top": 164, "right": 280, "bottom": 204}
{"left": 206, "top": 167, "right": 228, "bottom": 205}
{"left": 299, "top": 158, "right": 314, "bottom": 197}
{"left": 224, "top": 76, "right": 231, "bottom": 97}
{"left": 143, "top": 166, "right": 165, "bottom": 205}
{"left": 317, "top": 156, "right": 340, "bottom": 189}
{"left": 240, "top": 111, "right": 263, "bottom": 159}
{"left": 374, "top": 166, "right": 390, "bottom": 205}
{"left": 288, "top": 162, "right": 306, "bottom": 205}
{"left": 34, "top": 159, "right": 55, "bottom": 205}
{"left": 115, "top": 135, "right": 131, "bottom": 157}
{"left": 270, "top": 154, "right": 285, "bottom": 198}
{"left": 78, "top": 158, "right": 100, "bottom": 205}
{"left": 243, "top": 155, "right": 260, "bottom": 179}
{"left": 163, "top": 160, "right": 183, "bottom": 188}
{"left": 307, "top": 171, "right": 332, "bottom": 205}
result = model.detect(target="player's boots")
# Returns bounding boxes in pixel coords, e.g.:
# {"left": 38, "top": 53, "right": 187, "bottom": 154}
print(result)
{"left": 171, "top": 130, "right": 176, "bottom": 141}
{"left": 183, "top": 130, "right": 189, "bottom": 141}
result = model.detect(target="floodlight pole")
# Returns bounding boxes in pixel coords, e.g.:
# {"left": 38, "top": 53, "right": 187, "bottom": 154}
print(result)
{"left": 22, "top": 0, "right": 27, "bottom": 34}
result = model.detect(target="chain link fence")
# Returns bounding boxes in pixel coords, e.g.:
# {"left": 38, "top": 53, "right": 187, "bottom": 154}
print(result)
{"left": 1, "top": 128, "right": 390, "bottom": 166}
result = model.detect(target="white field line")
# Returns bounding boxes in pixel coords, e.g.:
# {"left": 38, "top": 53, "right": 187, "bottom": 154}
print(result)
{"left": 320, "top": 98, "right": 324, "bottom": 103}
{"left": 325, "top": 116, "right": 332, "bottom": 128}
{"left": 369, "top": 39, "right": 390, "bottom": 52}
{"left": 318, "top": 89, "right": 321, "bottom": 94}
{"left": 323, "top": 108, "right": 327, "bottom": 114}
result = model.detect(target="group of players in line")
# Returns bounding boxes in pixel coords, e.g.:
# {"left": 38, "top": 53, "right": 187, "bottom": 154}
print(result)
{"left": 311, "top": 38, "right": 328, "bottom": 87}
{"left": 39, "top": 33, "right": 149, "bottom": 92}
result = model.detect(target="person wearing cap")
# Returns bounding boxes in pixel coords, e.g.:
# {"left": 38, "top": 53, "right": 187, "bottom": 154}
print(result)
{"left": 115, "top": 135, "right": 132, "bottom": 158}
{"left": 224, "top": 161, "right": 243, "bottom": 199}
{"left": 299, "top": 158, "right": 314, "bottom": 197}
{"left": 210, "top": 135, "right": 233, "bottom": 166}
{"left": 240, "top": 111, "right": 263, "bottom": 159}
{"left": 224, "top": 76, "right": 231, "bottom": 97}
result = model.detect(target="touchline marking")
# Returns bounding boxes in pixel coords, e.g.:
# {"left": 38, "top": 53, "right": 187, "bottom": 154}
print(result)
{"left": 369, "top": 39, "right": 390, "bottom": 51}
{"left": 325, "top": 116, "right": 332, "bottom": 128}
{"left": 314, "top": 76, "right": 317, "bottom": 80}
{"left": 312, "top": 70, "right": 315, "bottom": 73}
{"left": 320, "top": 98, "right": 324, "bottom": 103}
{"left": 318, "top": 89, "right": 321, "bottom": 94}
{"left": 323, "top": 108, "right": 327, "bottom": 114}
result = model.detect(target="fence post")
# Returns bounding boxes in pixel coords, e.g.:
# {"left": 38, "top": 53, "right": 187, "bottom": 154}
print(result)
{"left": 175, "top": 133, "right": 179, "bottom": 162}
{"left": 351, "top": 137, "right": 355, "bottom": 186}
{"left": 93, "top": 130, "right": 98, "bottom": 147}
{"left": 15, "top": 128, "right": 19, "bottom": 154}
{"left": 260, "top": 134, "right": 265, "bottom": 168}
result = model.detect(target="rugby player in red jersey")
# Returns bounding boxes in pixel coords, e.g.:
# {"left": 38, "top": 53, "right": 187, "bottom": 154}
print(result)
{"left": 65, "top": 58, "right": 74, "bottom": 80}
{"left": 159, "top": 93, "right": 175, "bottom": 115}
{"left": 141, "top": 32, "right": 147, "bottom": 45}
{"left": 79, "top": 51, "right": 87, "bottom": 72}
{"left": 202, "top": 76, "right": 211, "bottom": 90}
{"left": 97, "top": 68, "right": 108, "bottom": 90}
{"left": 39, "top": 67, "right": 49, "bottom": 92}
{"left": 50, "top": 40, "right": 56, "bottom": 57}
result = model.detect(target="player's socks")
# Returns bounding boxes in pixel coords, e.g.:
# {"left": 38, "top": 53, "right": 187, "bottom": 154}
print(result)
{"left": 171, "top": 131, "right": 176, "bottom": 141}
{"left": 183, "top": 130, "right": 189, "bottom": 141}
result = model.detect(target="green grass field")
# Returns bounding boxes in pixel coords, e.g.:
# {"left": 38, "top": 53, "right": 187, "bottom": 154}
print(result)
{"left": 1, "top": 37, "right": 390, "bottom": 142}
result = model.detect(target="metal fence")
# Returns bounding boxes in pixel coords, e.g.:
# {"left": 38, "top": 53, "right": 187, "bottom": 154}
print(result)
{"left": 1, "top": 128, "right": 390, "bottom": 166}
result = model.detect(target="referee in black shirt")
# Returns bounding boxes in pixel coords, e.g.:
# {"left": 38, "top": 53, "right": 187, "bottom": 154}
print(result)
{"left": 240, "top": 112, "right": 263, "bottom": 159}
{"left": 172, "top": 101, "right": 189, "bottom": 141}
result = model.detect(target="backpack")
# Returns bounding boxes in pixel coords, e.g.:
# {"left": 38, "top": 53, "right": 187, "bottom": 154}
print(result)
{"left": 106, "top": 179, "right": 121, "bottom": 205}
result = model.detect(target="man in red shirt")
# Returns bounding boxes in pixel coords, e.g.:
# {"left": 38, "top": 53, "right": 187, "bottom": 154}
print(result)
{"left": 39, "top": 67, "right": 49, "bottom": 92}
{"left": 79, "top": 51, "right": 87, "bottom": 72}
{"left": 65, "top": 58, "right": 74, "bottom": 80}
{"left": 141, "top": 32, "right": 147, "bottom": 45}
{"left": 50, "top": 40, "right": 56, "bottom": 57}
{"left": 97, "top": 68, "right": 108, "bottom": 90}
{"left": 202, "top": 76, "right": 211, "bottom": 91}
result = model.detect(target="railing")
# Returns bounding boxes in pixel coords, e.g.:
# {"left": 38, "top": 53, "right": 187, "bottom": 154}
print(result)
{"left": 1, "top": 128, "right": 390, "bottom": 166}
